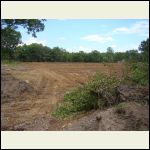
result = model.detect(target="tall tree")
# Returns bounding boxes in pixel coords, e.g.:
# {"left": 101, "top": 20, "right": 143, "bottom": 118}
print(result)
{"left": 1, "top": 27, "right": 22, "bottom": 60}
{"left": 1, "top": 19, "right": 46, "bottom": 60}
{"left": 139, "top": 38, "right": 149, "bottom": 63}
{"left": 106, "top": 47, "right": 114, "bottom": 62}
{"left": 1, "top": 19, "right": 45, "bottom": 37}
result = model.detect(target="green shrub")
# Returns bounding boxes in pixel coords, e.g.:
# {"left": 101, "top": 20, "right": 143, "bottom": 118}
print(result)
{"left": 53, "top": 73, "right": 121, "bottom": 119}
{"left": 124, "top": 62, "right": 149, "bottom": 86}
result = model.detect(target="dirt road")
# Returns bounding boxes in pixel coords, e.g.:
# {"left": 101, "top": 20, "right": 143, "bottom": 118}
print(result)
{"left": 1, "top": 62, "right": 124, "bottom": 130}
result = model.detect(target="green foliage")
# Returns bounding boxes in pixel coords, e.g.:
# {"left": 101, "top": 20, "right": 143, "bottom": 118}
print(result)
{"left": 86, "top": 50, "right": 103, "bottom": 62}
{"left": 123, "top": 62, "right": 149, "bottom": 86}
{"left": 2, "top": 37, "right": 148, "bottom": 63}
{"left": 1, "top": 19, "right": 46, "bottom": 60}
{"left": 106, "top": 47, "right": 114, "bottom": 62}
{"left": 1, "top": 27, "right": 22, "bottom": 60}
{"left": 14, "top": 43, "right": 51, "bottom": 62}
{"left": 125, "top": 50, "right": 141, "bottom": 62}
{"left": 139, "top": 38, "right": 149, "bottom": 63}
{"left": 53, "top": 73, "right": 121, "bottom": 119}
{"left": 10, "top": 44, "right": 145, "bottom": 63}
{"left": 2, "top": 19, "right": 46, "bottom": 37}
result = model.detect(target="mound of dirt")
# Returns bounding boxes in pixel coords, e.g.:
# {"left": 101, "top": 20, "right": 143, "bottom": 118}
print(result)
{"left": 117, "top": 85, "right": 149, "bottom": 104}
{"left": 64, "top": 102, "right": 149, "bottom": 131}
{"left": 1, "top": 73, "right": 36, "bottom": 103}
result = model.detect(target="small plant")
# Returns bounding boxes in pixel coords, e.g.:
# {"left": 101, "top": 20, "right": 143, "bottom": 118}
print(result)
{"left": 115, "top": 103, "right": 126, "bottom": 114}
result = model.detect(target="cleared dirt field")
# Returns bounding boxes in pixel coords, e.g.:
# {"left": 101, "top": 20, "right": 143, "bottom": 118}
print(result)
{"left": 1, "top": 62, "right": 125, "bottom": 130}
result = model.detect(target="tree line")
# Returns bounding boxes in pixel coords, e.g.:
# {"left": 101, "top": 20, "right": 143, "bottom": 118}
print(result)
{"left": 1, "top": 41, "right": 148, "bottom": 63}
{"left": 1, "top": 19, "right": 149, "bottom": 63}
{"left": 9, "top": 44, "right": 147, "bottom": 63}
{"left": 1, "top": 39, "right": 149, "bottom": 63}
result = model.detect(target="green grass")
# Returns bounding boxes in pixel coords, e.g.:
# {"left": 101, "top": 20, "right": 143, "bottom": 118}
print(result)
{"left": 1, "top": 60, "right": 20, "bottom": 67}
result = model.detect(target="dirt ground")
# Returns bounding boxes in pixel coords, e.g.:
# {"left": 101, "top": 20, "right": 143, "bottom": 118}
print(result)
{"left": 1, "top": 62, "right": 149, "bottom": 131}
{"left": 64, "top": 102, "right": 149, "bottom": 131}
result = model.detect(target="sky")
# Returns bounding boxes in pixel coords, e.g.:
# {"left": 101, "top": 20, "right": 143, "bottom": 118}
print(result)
{"left": 17, "top": 19, "right": 149, "bottom": 53}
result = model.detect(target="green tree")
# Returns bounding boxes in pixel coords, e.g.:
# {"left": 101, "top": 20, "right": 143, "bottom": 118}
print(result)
{"left": 139, "top": 38, "right": 149, "bottom": 63}
{"left": 14, "top": 43, "right": 51, "bottom": 62}
{"left": 1, "top": 27, "right": 22, "bottom": 60}
{"left": 87, "top": 50, "right": 102, "bottom": 62}
{"left": 114, "top": 52, "right": 125, "bottom": 62}
{"left": 50, "top": 47, "right": 64, "bottom": 62}
{"left": 125, "top": 50, "right": 140, "bottom": 62}
{"left": 1, "top": 19, "right": 46, "bottom": 60}
{"left": 106, "top": 47, "right": 114, "bottom": 62}
{"left": 1, "top": 19, "right": 45, "bottom": 37}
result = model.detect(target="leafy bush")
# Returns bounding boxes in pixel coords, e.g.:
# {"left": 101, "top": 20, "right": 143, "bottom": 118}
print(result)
{"left": 124, "top": 62, "right": 149, "bottom": 86}
{"left": 53, "top": 73, "right": 121, "bottom": 119}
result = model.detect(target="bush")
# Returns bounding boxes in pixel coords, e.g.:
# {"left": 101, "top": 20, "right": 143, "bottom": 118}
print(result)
{"left": 124, "top": 62, "right": 149, "bottom": 86}
{"left": 52, "top": 73, "right": 121, "bottom": 119}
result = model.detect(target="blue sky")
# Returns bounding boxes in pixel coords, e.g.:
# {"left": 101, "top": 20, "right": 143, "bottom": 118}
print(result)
{"left": 18, "top": 19, "right": 149, "bottom": 53}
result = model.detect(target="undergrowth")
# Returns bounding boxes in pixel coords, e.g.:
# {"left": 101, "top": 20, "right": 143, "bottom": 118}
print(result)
{"left": 52, "top": 73, "right": 121, "bottom": 119}
{"left": 123, "top": 62, "right": 149, "bottom": 86}
{"left": 1, "top": 60, "right": 20, "bottom": 67}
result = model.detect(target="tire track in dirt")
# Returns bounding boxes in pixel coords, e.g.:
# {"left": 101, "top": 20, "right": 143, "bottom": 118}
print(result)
{"left": 1, "top": 62, "right": 124, "bottom": 130}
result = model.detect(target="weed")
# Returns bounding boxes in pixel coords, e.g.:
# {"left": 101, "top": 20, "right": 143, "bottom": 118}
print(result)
{"left": 115, "top": 103, "right": 126, "bottom": 114}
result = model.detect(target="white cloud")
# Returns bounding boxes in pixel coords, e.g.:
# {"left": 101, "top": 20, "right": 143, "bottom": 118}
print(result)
{"left": 110, "top": 44, "right": 117, "bottom": 48}
{"left": 113, "top": 21, "right": 149, "bottom": 34}
{"left": 58, "top": 37, "right": 66, "bottom": 41}
{"left": 23, "top": 37, "right": 46, "bottom": 46}
{"left": 114, "top": 27, "right": 129, "bottom": 32}
{"left": 81, "top": 34, "right": 114, "bottom": 43}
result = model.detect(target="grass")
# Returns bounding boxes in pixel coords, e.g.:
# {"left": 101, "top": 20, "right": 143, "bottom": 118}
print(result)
{"left": 1, "top": 60, "right": 20, "bottom": 67}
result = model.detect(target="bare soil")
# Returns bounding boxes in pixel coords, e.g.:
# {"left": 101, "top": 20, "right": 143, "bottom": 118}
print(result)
{"left": 64, "top": 102, "right": 149, "bottom": 131}
{"left": 1, "top": 62, "right": 149, "bottom": 131}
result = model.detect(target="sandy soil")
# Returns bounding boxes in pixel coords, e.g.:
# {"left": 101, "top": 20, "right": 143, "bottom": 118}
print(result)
{"left": 64, "top": 102, "right": 149, "bottom": 131}
{"left": 1, "top": 62, "right": 124, "bottom": 130}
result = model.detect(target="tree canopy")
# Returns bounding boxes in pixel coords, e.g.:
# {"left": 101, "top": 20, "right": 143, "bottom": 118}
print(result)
{"left": 1, "top": 19, "right": 46, "bottom": 60}
{"left": 8, "top": 44, "right": 145, "bottom": 63}
{"left": 1, "top": 19, "right": 46, "bottom": 37}
{"left": 139, "top": 38, "right": 149, "bottom": 63}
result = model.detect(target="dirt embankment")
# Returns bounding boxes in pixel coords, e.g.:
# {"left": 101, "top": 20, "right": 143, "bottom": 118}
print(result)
{"left": 62, "top": 84, "right": 149, "bottom": 131}
{"left": 63, "top": 102, "right": 149, "bottom": 131}
{"left": 1, "top": 62, "right": 149, "bottom": 131}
